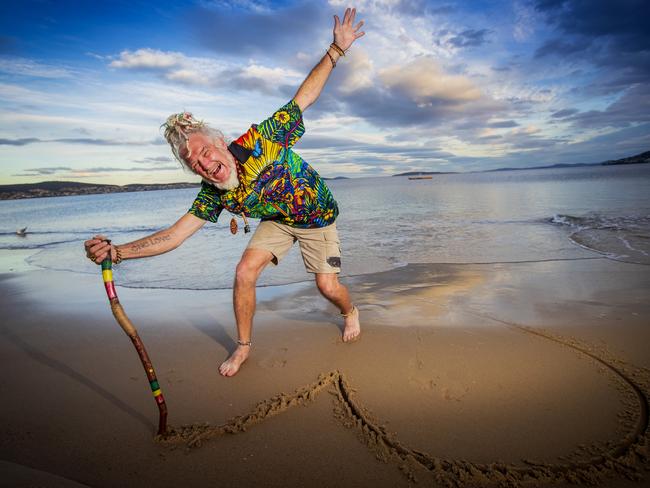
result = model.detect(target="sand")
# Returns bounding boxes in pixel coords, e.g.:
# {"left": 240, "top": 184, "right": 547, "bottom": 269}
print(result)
{"left": 1, "top": 256, "right": 649, "bottom": 487}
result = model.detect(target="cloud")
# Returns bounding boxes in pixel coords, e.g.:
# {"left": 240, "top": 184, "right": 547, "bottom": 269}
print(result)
{"left": 0, "top": 57, "right": 73, "bottom": 78}
{"left": 217, "top": 64, "right": 300, "bottom": 96}
{"left": 109, "top": 48, "right": 300, "bottom": 96}
{"left": 391, "top": 0, "right": 454, "bottom": 16}
{"left": 566, "top": 84, "right": 650, "bottom": 128}
{"left": 299, "top": 133, "right": 453, "bottom": 159}
{"left": 14, "top": 165, "right": 180, "bottom": 177}
{"left": 448, "top": 29, "right": 491, "bottom": 48}
{"left": 513, "top": 0, "right": 538, "bottom": 41}
{"left": 336, "top": 49, "right": 374, "bottom": 95}
{"left": 0, "top": 137, "right": 40, "bottom": 146}
{"left": 534, "top": 0, "right": 649, "bottom": 51}
{"left": 109, "top": 49, "right": 221, "bottom": 87}
{"left": 310, "top": 57, "right": 503, "bottom": 132}
{"left": 190, "top": 2, "right": 328, "bottom": 56}
{"left": 79, "top": 166, "right": 178, "bottom": 173}
{"left": 379, "top": 57, "right": 482, "bottom": 104}
{"left": 110, "top": 48, "right": 185, "bottom": 70}
{"left": 534, "top": 37, "right": 590, "bottom": 58}
{"left": 551, "top": 108, "right": 579, "bottom": 118}
{"left": 14, "top": 167, "right": 73, "bottom": 176}
{"left": 488, "top": 120, "right": 519, "bottom": 128}
{"left": 533, "top": 0, "right": 650, "bottom": 81}
{"left": 132, "top": 156, "right": 174, "bottom": 164}
{"left": 0, "top": 137, "right": 162, "bottom": 146}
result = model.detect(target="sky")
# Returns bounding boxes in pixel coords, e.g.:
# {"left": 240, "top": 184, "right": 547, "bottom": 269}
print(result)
{"left": 0, "top": 0, "right": 648, "bottom": 185}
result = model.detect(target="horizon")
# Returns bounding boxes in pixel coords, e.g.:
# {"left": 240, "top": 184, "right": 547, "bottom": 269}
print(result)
{"left": 1, "top": 0, "right": 649, "bottom": 185}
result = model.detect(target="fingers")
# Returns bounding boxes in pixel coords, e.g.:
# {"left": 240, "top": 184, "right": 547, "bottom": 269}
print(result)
{"left": 342, "top": 7, "right": 357, "bottom": 25}
{"left": 334, "top": 14, "right": 340, "bottom": 29}
{"left": 84, "top": 236, "right": 112, "bottom": 265}
{"left": 355, "top": 31, "right": 365, "bottom": 39}
{"left": 354, "top": 20, "right": 364, "bottom": 31}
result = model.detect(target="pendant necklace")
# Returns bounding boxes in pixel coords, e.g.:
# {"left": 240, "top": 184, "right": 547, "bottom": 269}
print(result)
{"left": 229, "top": 163, "right": 251, "bottom": 235}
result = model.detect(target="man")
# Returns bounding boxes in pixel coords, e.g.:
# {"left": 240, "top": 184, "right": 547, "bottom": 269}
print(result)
{"left": 85, "top": 7, "right": 365, "bottom": 377}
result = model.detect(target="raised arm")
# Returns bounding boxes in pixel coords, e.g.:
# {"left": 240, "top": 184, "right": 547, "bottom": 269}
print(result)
{"left": 84, "top": 213, "right": 206, "bottom": 265}
{"left": 293, "top": 7, "right": 365, "bottom": 112}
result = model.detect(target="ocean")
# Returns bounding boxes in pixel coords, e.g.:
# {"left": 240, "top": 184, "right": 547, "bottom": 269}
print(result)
{"left": 1, "top": 164, "right": 649, "bottom": 289}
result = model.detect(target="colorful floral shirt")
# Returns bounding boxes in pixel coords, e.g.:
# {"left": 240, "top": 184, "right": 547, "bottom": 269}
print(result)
{"left": 188, "top": 100, "right": 339, "bottom": 228}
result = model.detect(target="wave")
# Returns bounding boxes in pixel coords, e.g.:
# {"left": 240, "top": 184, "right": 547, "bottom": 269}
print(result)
{"left": 0, "top": 226, "right": 175, "bottom": 250}
{"left": 0, "top": 238, "right": 85, "bottom": 250}
{"left": 550, "top": 213, "right": 650, "bottom": 264}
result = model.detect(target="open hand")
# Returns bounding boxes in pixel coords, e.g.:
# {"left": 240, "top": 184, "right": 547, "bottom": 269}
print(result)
{"left": 333, "top": 7, "right": 365, "bottom": 52}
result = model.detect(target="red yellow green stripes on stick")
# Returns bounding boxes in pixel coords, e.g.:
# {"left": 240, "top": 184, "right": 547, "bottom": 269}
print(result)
{"left": 100, "top": 255, "right": 168, "bottom": 435}
{"left": 150, "top": 380, "right": 162, "bottom": 398}
{"left": 101, "top": 260, "right": 117, "bottom": 300}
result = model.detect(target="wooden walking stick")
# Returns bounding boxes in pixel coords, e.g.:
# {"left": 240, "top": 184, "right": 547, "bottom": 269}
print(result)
{"left": 100, "top": 256, "right": 168, "bottom": 435}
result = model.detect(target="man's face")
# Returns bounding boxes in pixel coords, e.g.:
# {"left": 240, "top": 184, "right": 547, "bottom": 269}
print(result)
{"left": 183, "top": 133, "right": 239, "bottom": 189}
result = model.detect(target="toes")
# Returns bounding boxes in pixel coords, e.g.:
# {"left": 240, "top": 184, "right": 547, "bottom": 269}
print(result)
{"left": 342, "top": 328, "right": 361, "bottom": 343}
{"left": 219, "top": 354, "right": 247, "bottom": 376}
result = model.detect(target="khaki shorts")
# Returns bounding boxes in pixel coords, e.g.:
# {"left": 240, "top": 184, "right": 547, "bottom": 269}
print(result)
{"left": 247, "top": 221, "right": 341, "bottom": 274}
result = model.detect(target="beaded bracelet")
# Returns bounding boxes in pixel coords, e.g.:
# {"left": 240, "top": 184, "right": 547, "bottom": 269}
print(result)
{"left": 113, "top": 245, "right": 123, "bottom": 265}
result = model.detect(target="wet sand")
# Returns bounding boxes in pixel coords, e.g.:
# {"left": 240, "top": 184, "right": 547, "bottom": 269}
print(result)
{"left": 1, "top": 257, "right": 649, "bottom": 487}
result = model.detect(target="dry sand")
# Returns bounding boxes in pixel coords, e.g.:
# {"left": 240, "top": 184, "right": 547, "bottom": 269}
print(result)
{"left": 1, "top": 256, "right": 649, "bottom": 487}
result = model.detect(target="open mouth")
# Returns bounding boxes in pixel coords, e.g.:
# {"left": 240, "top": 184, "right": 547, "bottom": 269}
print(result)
{"left": 207, "top": 162, "right": 223, "bottom": 179}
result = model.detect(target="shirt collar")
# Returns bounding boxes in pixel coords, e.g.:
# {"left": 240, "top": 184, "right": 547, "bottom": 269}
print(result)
{"left": 228, "top": 141, "right": 252, "bottom": 165}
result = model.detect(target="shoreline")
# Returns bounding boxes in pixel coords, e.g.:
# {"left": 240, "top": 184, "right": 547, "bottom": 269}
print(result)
{"left": 1, "top": 258, "right": 649, "bottom": 487}
{"left": 0, "top": 244, "right": 627, "bottom": 293}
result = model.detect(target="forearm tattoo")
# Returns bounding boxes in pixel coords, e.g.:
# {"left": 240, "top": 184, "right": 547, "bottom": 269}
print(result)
{"left": 130, "top": 234, "right": 172, "bottom": 253}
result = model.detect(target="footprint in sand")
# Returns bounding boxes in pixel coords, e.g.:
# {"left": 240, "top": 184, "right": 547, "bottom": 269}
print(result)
{"left": 258, "top": 347, "right": 289, "bottom": 369}
{"left": 408, "top": 371, "right": 469, "bottom": 400}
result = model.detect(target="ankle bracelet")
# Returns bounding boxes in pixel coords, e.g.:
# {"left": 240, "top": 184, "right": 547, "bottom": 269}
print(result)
{"left": 341, "top": 305, "right": 357, "bottom": 318}
{"left": 237, "top": 339, "right": 252, "bottom": 347}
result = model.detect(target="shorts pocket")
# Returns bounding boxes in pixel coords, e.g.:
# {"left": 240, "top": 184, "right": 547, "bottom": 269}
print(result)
{"left": 323, "top": 229, "right": 341, "bottom": 268}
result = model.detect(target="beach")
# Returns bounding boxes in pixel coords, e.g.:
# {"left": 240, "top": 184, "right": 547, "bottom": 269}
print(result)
{"left": 2, "top": 255, "right": 649, "bottom": 487}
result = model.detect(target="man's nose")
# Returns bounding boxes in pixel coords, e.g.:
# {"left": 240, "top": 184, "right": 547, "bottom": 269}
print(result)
{"left": 198, "top": 154, "right": 211, "bottom": 168}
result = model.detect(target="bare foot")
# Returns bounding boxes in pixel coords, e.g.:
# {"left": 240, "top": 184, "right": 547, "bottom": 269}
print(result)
{"left": 219, "top": 345, "right": 250, "bottom": 377}
{"left": 342, "top": 306, "right": 361, "bottom": 343}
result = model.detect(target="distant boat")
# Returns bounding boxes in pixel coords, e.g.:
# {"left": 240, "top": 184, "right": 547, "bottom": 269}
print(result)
{"left": 16, "top": 227, "right": 27, "bottom": 236}
{"left": 408, "top": 175, "right": 433, "bottom": 180}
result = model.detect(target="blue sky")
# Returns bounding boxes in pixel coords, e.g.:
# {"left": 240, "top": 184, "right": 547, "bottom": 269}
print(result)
{"left": 1, "top": 0, "right": 648, "bottom": 184}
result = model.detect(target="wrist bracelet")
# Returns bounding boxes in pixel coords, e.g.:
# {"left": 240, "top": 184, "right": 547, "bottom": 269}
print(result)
{"left": 330, "top": 42, "right": 345, "bottom": 56}
{"left": 326, "top": 50, "right": 336, "bottom": 68}
{"left": 113, "top": 245, "right": 123, "bottom": 265}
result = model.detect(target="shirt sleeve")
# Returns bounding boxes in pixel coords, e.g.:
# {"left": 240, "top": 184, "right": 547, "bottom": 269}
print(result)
{"left": 188, "top": 181, "right": 224, "bottom": 222}
{"left": 257, "top": 99, "right": 305, "bottom": 148}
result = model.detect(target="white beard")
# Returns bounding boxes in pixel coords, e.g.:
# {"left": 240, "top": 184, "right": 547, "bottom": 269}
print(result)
{"left": 207, "top": 160, "right": 240, "bottom": 190}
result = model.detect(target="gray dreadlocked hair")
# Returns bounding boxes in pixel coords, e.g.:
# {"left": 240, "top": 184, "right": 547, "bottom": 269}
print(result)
{"left": 161, "top": 112, "right": 227, "bottom": 171}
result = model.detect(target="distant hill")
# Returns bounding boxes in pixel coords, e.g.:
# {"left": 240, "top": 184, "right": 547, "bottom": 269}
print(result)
{"left": 2, "top": 149, "right": 648, "bottom": 199}
{"left": 602, "top": 150, "right": 650, "bottom": 165}
{"left": 484, "top": 150, "right": 650, "bottom": 172}
{"left": 0, "top": 181, "right": 199, "bottom": 200}
{"left": 0, "top": 177, "right": 353, "bottom": 200}
{"left": 392, "top": 150, "right": 650, "bottom": 176}
{"left": 392, "top": 171, "right": 453, "bottom": 177}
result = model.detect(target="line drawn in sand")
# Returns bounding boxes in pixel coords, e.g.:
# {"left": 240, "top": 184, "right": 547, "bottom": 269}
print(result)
{"left": 158, "top": 321, "right": 649, "bottom": 487}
